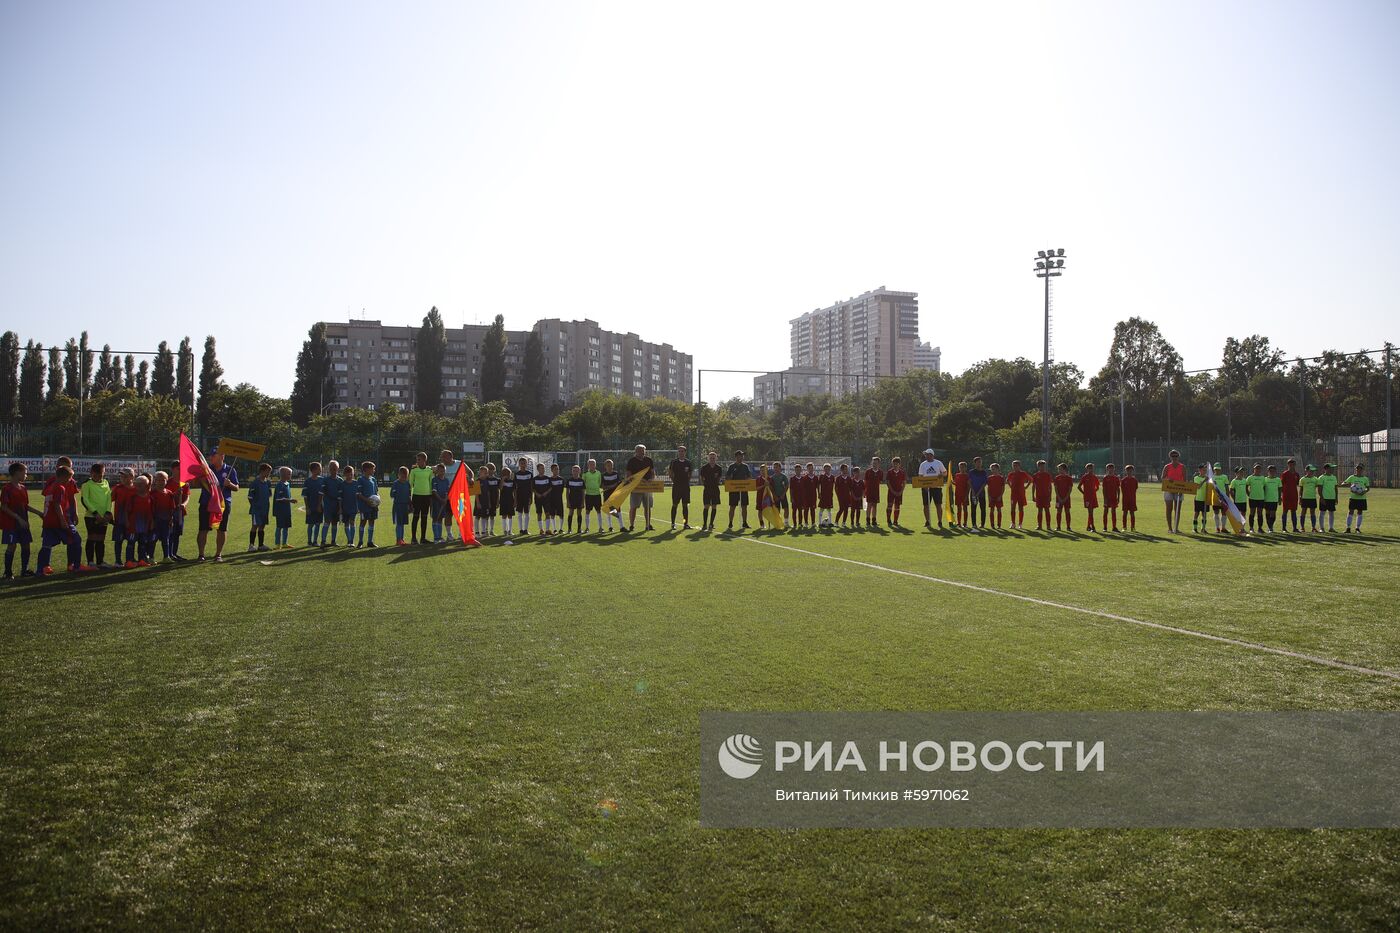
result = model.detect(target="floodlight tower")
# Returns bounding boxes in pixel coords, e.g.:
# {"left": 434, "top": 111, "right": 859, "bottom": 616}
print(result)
{"left": 1034, "top": 248, "right": 1066, "bottom": 465}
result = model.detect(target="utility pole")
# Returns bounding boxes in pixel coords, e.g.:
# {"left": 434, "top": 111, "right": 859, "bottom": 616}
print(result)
{"left": 1033, "top": 248, "right": 1065, "bottom": 466}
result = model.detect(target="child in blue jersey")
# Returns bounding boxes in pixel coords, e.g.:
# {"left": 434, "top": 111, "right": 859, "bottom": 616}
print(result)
{"left": 391, "top": 466, "right": 412, "bottom": 545}
{"left": 273, "top": 466, "right": 294, "bottom": 548}
{"left": 321, "top": 460, "right": 342, "bottom": 545}
{"left": 303, "top": 461, "right": 324, "bottom": 545}
{"left": 248, "top": 463, "right": 273, "bottom": 552}
{"left": 431, "top": 463, "right": 454, "bottom": 543}
{"left": 355, "top": 460, "right": 379, "bottom": 548}
{"left": 339, "top": 463, "right": 359, "bottom": 545}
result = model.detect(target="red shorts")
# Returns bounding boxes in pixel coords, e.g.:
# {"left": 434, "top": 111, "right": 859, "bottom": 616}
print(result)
{"left": 1082, "top": 494, "right": 1098, "bottom": 509}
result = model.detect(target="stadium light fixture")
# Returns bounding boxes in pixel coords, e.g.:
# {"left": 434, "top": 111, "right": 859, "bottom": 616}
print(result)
{"left": 1033, "top": 247, "right": 1067, "bottom": 467}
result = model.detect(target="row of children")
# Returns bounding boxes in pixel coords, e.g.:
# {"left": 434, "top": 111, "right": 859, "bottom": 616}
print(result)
{"left": 1, "top": 458, "right": 195, "bottom": 577}
{"left": 734, "top": 455, "right": 1144, "bottom": 533}
{"left": 1180, "top": 459, "right": 1373, "bottom": 534}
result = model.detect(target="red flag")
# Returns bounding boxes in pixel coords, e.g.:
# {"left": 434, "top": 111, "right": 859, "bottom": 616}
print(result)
{"left": 447, "top": 463, "right": 478, "bottom": 546}
{"left": 178, "top": 432, "right": 223, "bottom": 526}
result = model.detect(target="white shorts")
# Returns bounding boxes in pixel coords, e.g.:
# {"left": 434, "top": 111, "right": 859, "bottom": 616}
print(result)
{"left": 1163, "top": 492, "right": 1183, "bottom": 504}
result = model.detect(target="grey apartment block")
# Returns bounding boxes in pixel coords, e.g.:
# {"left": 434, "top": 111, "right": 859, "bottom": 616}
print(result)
{"left": 322, "top": 317, "right": 691, "bottom": 413}
{"left": 786, "top": 287, "right": 937, "bottom": 399}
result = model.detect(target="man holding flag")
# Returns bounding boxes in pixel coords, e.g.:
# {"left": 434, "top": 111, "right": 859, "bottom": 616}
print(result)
{"left": 182, "top": 437, "right": 237, "bottom": 563}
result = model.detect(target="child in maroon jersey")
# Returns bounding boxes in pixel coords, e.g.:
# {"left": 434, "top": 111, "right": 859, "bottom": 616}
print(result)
{"left": 1101, "top": 463, "right": 1121, "bottom": 532}
{"left": 817, "top": 463, "right": 835, "bottom": 527}
{"left": 986, "top": 463, "right": 1006, "bottom": 529}
{"left": 863, "top": 457, "right": 884, "bottom": 528}
{"left": 1052, "top": 462, "right": 1075, "bottom": 531}
{"left": 1031, "top": 460, "right": 1053, "bottom": 530}
{"left": 1120, "top": 465, "right": 1139, "bottom": 531}
{"left": 848, "top": 470, "right": 865, "bottom": 528}
{"left": 1004, "top": 460, "right": 1031, "bottom": 530}
{"left": 1077, "top": 463, "right": 1100, "bottom": 532}
{"left": 952, "top": 462, "right": 970, "bottom": 527}
{"left": 885, "top": 457, "right": 907, "bottom": 526}
{"left": 37, "top": 465, "right": 81, "bottom": 575}
{"left": 834, "top": 464, "right": 851, "bottom": 526}
{"left": 802, "top": 462, "right": 818, "bottom": 527}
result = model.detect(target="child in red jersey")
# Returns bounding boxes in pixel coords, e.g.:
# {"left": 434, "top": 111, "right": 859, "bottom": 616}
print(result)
{"left": 126, "top": 474, "right": 156, "bottom": 566}
{"left": 110, "top": 468, "right": 135, "bottom": 568}
{"left": 3, "top": 461, "right": 42, "bottom": 578}
{"left": 986, "top": 462, "right": 1006, "bottom": 529}
{"left": 834, "top": 464, "right": 851, "bottom": 526}
{"left": 886, "top": 457, "right": 907, "bottom": 526}
{"left": 1078, "top": 463, "right": 1100, "bottom": 531}
{"left": 1120, "top": 464, "right": 1140, "bottom": 531}
{"left": 1052, "top": 462, "right": 1074, "bottom": 531}
{"left": 1005, "top": 460, "right": 1031, "bottom": 530}
{"left": 37, "top": 465, "right": 81, "bottom": 575}
{"left": 952, "top": 461, "right": 970, "bottom": 527}
{"left": 1031, "top": 460, "right": 1053, "bottom": 530}
{"left": 152, "top": 470, "right": 177, "bottom": 561}
{"left": 817, "top": 463, "right": 835, "bottom": 527}
{"left": 863, "top": 457, "right": 884, "bottom": 528}
{"left": 1101, "top": 463, "right": 1121, "bottom": 532}
{"left": 848, "top": 469, "right": 865, "bottom": 528}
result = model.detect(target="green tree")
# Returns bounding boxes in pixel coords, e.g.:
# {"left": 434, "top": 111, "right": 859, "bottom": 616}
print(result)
{"left": 18, "top": 341, "right": 45, "bottom": 425}
{"left": 123, "top": 354, "right": 136, "bottom": 390}
{"left": 136, "top": 360, "right": 150, "bottom": 396}
{"left": 480, "top": 314, "right": 507, "bottom": 402}
{"left": 78, "top": 331, "right": 93, "bottom": 397}
{"left": 177, "top": 337, "right": 195, "bottom": 408}
{"left": 1092, "top": 317, "right": 1183, "bottom": 400}
{"left": 290, "top": 322, "right": 335, "bottom": 425}
{"left": 516, "top": 329, "right": 547, "bottom": 423}
{"left": 46, "top": 346, "right": 63, "bottom": 401}
{"left": 152, "top": 340, "right": 176, "bottom": 397}
{"left": 1220, "top": 335, "right": 1285, "bottom": 392}
{"left": 959, "top": 357, "right": 1041, "bottom": 429}
{"left": 63, "top": 338, "right": 80, "bottom": 398}
{"left": 415, "top": 307, "right": 447, "bottom": 413}
{"left": 93, "top": 344, "right": 115, "bottom": 392}
{"left": 201, "top": 383, "right": 292, "bottom": 439}
{"left": 197, "top": 335, "right": 225, "bottom": 428}
{"left": 0, "top": 331, "right": 19, "bottom": 422}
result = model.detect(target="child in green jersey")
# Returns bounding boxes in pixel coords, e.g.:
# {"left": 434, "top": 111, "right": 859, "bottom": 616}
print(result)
{"left": 583, "top": 459, "right": 603, "bottom": 532}
{"left": 1342, "top": 463, "right": 1370, "bottom": 534}
{"left": 1228, "top": 467, "right": 1249, "bottom": 525}
{"left": 1263, "top": 466, "right": 1281, "bottom": 532}
{"left": 1317, "top": 464, "right": 1339, "bottom": 532}
{"left": 1191, "top": 464, "right": 1210, "bottom": 533}
{"left": 1244, "top": 464, "right": 1266, "bottom": 533}
{"left": 1299, "top": 465, "right": 1320, "bottom": 531}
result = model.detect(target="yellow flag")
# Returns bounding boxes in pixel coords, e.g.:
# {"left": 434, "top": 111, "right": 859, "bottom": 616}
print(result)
{"left": 944, "top": 472, "right": 955, "bottom": 523}
{"left": 761, "top": 505, "right": 786, "bottom": 530}
{"left": 604, "top": 470, "right": 649, "bottom": 513}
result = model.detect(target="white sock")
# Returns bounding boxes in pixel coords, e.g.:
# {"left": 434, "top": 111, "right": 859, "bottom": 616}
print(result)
{"left": 1356, "top": 513, "right": 1363, "bottom": 530}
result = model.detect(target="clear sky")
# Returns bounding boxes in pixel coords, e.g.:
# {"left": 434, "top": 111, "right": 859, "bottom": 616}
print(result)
{"left": 3, "top": 1, "right": 1398, "bottom": 404}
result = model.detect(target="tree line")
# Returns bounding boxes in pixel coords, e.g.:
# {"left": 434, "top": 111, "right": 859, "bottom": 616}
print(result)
{"left": 3, "top": 319, "right": 1394, "bottom": 461}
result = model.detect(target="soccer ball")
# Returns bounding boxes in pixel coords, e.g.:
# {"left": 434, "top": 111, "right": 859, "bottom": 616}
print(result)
{"left": 368, "top": 494, "right": 382, "bottom": 507}
{"left": 1349, "top": 483, "right": 1366, "bottom": 496}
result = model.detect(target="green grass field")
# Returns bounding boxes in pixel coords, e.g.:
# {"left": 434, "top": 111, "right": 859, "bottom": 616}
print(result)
{"left": 4, "top": 490, "right": 1399, "bottom": 930}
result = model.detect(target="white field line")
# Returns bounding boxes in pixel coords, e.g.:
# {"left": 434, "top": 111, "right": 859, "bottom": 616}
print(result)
{"left": 709, "top": 527, "right": 1400, "bottom": 682}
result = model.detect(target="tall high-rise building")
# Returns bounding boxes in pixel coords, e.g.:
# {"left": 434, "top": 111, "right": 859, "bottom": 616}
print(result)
{"left": 787, "top": 286, "right": 933, "bottom": 398}
{"left": 322, "top": 317, "right": 691, "bottom": 413}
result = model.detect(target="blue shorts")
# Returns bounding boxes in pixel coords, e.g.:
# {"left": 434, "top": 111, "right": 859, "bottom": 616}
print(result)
{"left": 2, "top": 527, "right": 32, "bottom": 546}
{"left": 41, "top": 526, "right": 79, "bottom": 548}
{"left": 323, "top": 500, "right": 340, "bottom": 521}
{"left": 305, "top": 509, "right": 322, "bottom": 525}
{"left": 359, "top": 506, "right": 379, "bottom": 521}
{"left": 250, "top": 510, "right": 269, "bottom": 527}
{"left": 341, "top": 503, "right": 359, "bottom": 521}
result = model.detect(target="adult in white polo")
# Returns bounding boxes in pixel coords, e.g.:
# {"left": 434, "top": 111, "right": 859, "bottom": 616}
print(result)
{"left": 918, "top": 448, "right": 947, "bottom": 529}
{"left": 1161, "top": 449, "right": 1186, "bottom": 533}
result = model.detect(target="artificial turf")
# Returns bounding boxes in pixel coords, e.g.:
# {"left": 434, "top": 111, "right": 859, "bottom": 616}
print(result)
{"left": 2, "top": 490, "right": 1398, "bottom": 929}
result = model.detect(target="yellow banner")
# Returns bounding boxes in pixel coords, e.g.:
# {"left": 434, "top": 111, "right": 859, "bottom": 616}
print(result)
{"left": 760, "top": 505, "right": 786, "bottom": 530}
{"left": 636, "top": 479, "right": 665, "bottom": 493}
{"left": 469, "top": 481, "right": 481, "bottom": 496}
{"left": 912, "top": 474, "right": 946, "bottom": 489}
{"left": 217, "top": 437, "right": 267, "bottom": 461}
{"left": 604, "top": 470, "right": 648, "bottom": 513}
{"left": 724, "top": 478, "right": 757, "bottom": 493}
{"left": 1161, "top": 480, "right": 1199, "bottom": 495}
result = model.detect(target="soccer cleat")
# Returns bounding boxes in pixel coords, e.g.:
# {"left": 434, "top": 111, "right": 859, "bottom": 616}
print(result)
{"left": 41, "top": 566, "right": 54, "bottom": 575}
{"left": 137, "top": 560, "right": 149, "bottom": 568}
{"left": 2, "top": 572, "right": 11, "bottom": 580}
{"left": 21, "top": 569, "right": 36, "bottom": 577}
{"left": 125, "top": 560, "right": 138, "bottom": 569}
